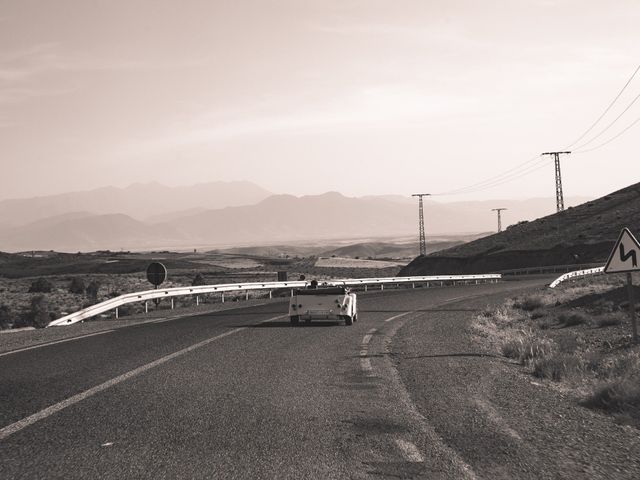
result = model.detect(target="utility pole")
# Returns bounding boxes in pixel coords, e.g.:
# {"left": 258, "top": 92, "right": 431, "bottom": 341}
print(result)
{"left": 491, "top": 208, "right": 507, "bottom": 232}
{"left": 412, "top": 194, "right": 430, "bottom": 256}
{"left": 541, "top": 151, "right": 571, "bottom": 212}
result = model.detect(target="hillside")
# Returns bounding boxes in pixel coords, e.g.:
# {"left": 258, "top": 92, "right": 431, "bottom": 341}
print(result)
{"left": 400, "top": 182, "right": 640, "bottom": 275}
{"left": 0, "top": 189, "right": 589, "bottom": 252}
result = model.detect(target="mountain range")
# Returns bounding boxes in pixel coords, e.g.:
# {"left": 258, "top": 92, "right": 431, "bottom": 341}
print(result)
{"left": 0, "top": 181, "right": 592, "bottom": 252}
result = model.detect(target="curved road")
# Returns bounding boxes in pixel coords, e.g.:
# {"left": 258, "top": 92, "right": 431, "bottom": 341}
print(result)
{"left": 2, "top": 278, "right": 613, "bottom": 479}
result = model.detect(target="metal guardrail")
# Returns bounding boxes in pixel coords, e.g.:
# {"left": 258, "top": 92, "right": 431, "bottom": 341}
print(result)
{"left": 48, "top": 274, "right": 501, "bottom": 327}
{"left": 549, "top": 266, "right": 605, "bottom": 288}
{"left": 498, "top": 262, "right": 603, "bottom": 276}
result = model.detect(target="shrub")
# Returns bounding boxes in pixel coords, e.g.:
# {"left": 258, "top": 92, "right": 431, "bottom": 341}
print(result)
{"left": 533, "top": 353, "right": 581, "bottom": 381}
{"left": 192, "top": 273, "right": 206, "bottom": 286}
{"left": 86, "top": 281, "right": 101, "bottom": 300}
{"left": 29, "top": 278, "right": 53, "bottom": 293}
{"left": 595, "top": 313, "right": 624, "bottom": 328}
{"left": 514, "top": 296, "right": 545, "bottom": 312}
{"left": 530, "top": 309, "right": 546, "bottom": 320}
{"left": 558, "top": 311, "right": 590, "bottom": 327}
{"left": 68, "top": 277, "right": 86, "bottom": 294}
{"left": 27, "top": 295, "right": 52, "bottom": 328}
{"left": 0, "top": 304, "right": 12, "bottom": 329}
{"left": 582, "top": 378, "right": 640, "bottom": 421}
{"left": 501, "top": 335, "right": 553, "bottom": 364}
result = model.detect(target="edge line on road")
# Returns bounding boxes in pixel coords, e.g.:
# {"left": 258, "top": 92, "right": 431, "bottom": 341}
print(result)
{"left": 0, "top": 330, "right": 116, "bottom": 358}
{"left": 0, "top": 314, "right": 286, "bottom": 441}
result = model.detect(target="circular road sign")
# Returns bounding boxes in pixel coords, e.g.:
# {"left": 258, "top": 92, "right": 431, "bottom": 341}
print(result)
{"left": 146, "top": 262, "right": 167, "bottom": 287}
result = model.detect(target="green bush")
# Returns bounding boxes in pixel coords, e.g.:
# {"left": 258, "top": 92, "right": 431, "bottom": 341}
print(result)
{"left": 29, "top": 278, "right": 53, "bottom": 293}
{"left": 192, "top": 273, "right": 206, "bottom": 286}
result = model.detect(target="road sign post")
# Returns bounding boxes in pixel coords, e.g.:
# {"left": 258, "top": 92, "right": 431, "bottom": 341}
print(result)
{"left": 627, "top": 273, "right": 637, "bottom": 343}
{"left": 146, "top": 262, "right": 167, "bottom": 308}
{"left": 604, "top": 228, "right": 640, "bottom": 343}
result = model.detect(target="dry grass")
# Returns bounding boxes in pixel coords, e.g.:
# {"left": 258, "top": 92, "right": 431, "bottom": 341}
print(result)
{"left": 532, "top": 353, "right": 582, "bottom": 381}
{"left": 501, "top": 334, "right": 553, "bottom": 365}
{"left": 557, "top": 311, "right": 590, "bottom": 327}
{"left": 473, "top": 274, "right": 640, "bottom": 426}
{"left": 582, "top": 351, "right": 640, "bottom": 426}
{"left": 513, "top": 295, "right": 546, "bottom": 312}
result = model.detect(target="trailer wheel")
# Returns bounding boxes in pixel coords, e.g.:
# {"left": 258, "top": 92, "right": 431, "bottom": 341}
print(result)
{"left": 290, "top": 315, "right": 300, "bottom": 325}
{"left": 344, "top": 315, "right": 353, "bottom": 326}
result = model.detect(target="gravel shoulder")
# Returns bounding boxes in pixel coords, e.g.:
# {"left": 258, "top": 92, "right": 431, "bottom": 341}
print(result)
{"left": 391, "top": 288, "right": 640, "bottom": 479}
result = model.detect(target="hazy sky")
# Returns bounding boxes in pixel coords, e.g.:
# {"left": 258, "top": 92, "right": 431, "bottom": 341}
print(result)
{"left": 1, "top": 0, "right": 639, "bottom": 201}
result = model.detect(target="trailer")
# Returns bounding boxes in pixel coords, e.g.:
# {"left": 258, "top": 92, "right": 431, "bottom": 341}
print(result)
{"left": 289, "top": 287, "right": 357, "bottom": 326}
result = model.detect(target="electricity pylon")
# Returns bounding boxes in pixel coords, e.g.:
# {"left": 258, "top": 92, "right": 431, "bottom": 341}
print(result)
{"left": 541, "top": 151, "right": 571, "bottom": 212}
{"left": 412, "top": 194, "right": 430, "bottom": 256}
{"left": 491, "top": 208, "right": 507, "bottom": 232}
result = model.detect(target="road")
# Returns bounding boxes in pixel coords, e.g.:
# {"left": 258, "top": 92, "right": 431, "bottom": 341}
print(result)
{"left": 2, "top": 277, "right": 634, "bottom": 479}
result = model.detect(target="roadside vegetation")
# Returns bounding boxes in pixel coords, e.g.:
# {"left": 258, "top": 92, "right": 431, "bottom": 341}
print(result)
{"left": 474, "top": 273, "right": 640, "bottom": 427}
{"left": 0, "top": 250, "right": 404, "bottom": 330}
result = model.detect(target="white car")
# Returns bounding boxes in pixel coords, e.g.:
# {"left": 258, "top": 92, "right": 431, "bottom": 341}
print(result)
{"left": 289, "top": 287, "right": 357, "bottom": 326}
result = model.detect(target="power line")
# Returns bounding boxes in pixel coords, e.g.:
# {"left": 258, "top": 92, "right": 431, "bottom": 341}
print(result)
{"left": 574, "top": 114, "right": 640, "bottom": 153}
{"left": 565, "top": 63, "right": 640, "bottom": 149}
{"left": 572, "top": 91, "right": 640, "bottom": 150}
{"left": 435, "top": 156, "right": 551, "bottom": 196}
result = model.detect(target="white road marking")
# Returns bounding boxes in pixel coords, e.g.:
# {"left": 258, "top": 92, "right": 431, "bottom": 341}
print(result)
{"left": 474, "top": 398, "right": 522, "bottom": 441}
{"left": 360, "top": 328, "right": 378, "bottom": 374}
{"left": 384, "top": 311, "right": 413, "bottom": 323}
{"left": 0, "top": 314, "right": 287, "bottom": 441}
{"left": 0, "top": 330, "right": 116, "bottom": 358}
{"left": 394, "top": 438, "right": 425, "bottom": 463}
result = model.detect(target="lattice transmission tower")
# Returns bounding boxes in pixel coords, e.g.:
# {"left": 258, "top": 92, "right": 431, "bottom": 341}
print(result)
{"left": 412, "top": 194, "right": 430, "bottom": 256}
{"left": 541, "top": 151, "right": 571, "bottom": 212}
{"left": 491, "top": 208, "right": 507, "bottom": 232}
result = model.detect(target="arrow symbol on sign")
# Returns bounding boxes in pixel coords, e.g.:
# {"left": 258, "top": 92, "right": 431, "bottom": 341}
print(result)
{"left": 620, "top": 244, "right": 638, "bottom": 267}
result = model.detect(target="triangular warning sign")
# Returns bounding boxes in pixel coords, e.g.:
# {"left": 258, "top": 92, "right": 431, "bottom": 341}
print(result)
{"left": 604, "top": 228, "right": 640, "bottom": 274}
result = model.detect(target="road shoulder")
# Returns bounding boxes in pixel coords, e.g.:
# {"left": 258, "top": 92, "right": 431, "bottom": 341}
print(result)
{"left": 389, "top": 289, "right": 640, "bottom": 479}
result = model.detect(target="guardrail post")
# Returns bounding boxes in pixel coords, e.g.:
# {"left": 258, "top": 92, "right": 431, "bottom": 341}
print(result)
{"left": 365, "top": 285, "right": 368, "bottom": 292}
{"left": 171, "top": 298, "right": 174, "bottom": 310}
{"left": 412, "top": 283, "right": 415, "bottom": 289}
{"left": 291, "top": 289, "right": 294, "bottom": 297}
{"left": 196, "top": 296, "right": 199, "bottom": 306}
{"left": 145, "top": 301, "right": 148, "bottom": 314}
{"left": 221, "top": 292, "right": 225, "bottom": 303}
{"left": 115, "top": 307, "right": 119, "bottom": 319}
{"left": 246, "top": 291, "right": 249, "bottom": 301}
{"left": 269, "top": 290, "right": 272, "bottom": 299}
{"left": 381, "top": 284, "right": 384, "bottom": 291}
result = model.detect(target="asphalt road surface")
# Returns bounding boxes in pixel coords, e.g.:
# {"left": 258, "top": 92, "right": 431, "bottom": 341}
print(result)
{"left": 3, "top": 277, "right": 631, "bottom": 479}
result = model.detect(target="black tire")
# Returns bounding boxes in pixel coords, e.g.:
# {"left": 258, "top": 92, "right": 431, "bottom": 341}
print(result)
{"left": 290, "top": 315, "right": 300, "bottom": 325}
{"left": 344, "top": 315, "right": 353, "bottom": 326}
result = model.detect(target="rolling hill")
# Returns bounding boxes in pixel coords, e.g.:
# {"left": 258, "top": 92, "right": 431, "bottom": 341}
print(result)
{"left": 0, "top": 181, "right": 272, "bottom": 227}
{"left": 0, "top": 188, "right": 592, "bottom": 252}
{"left": 399, "top": 182, "right": 640, "bottom": 275}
